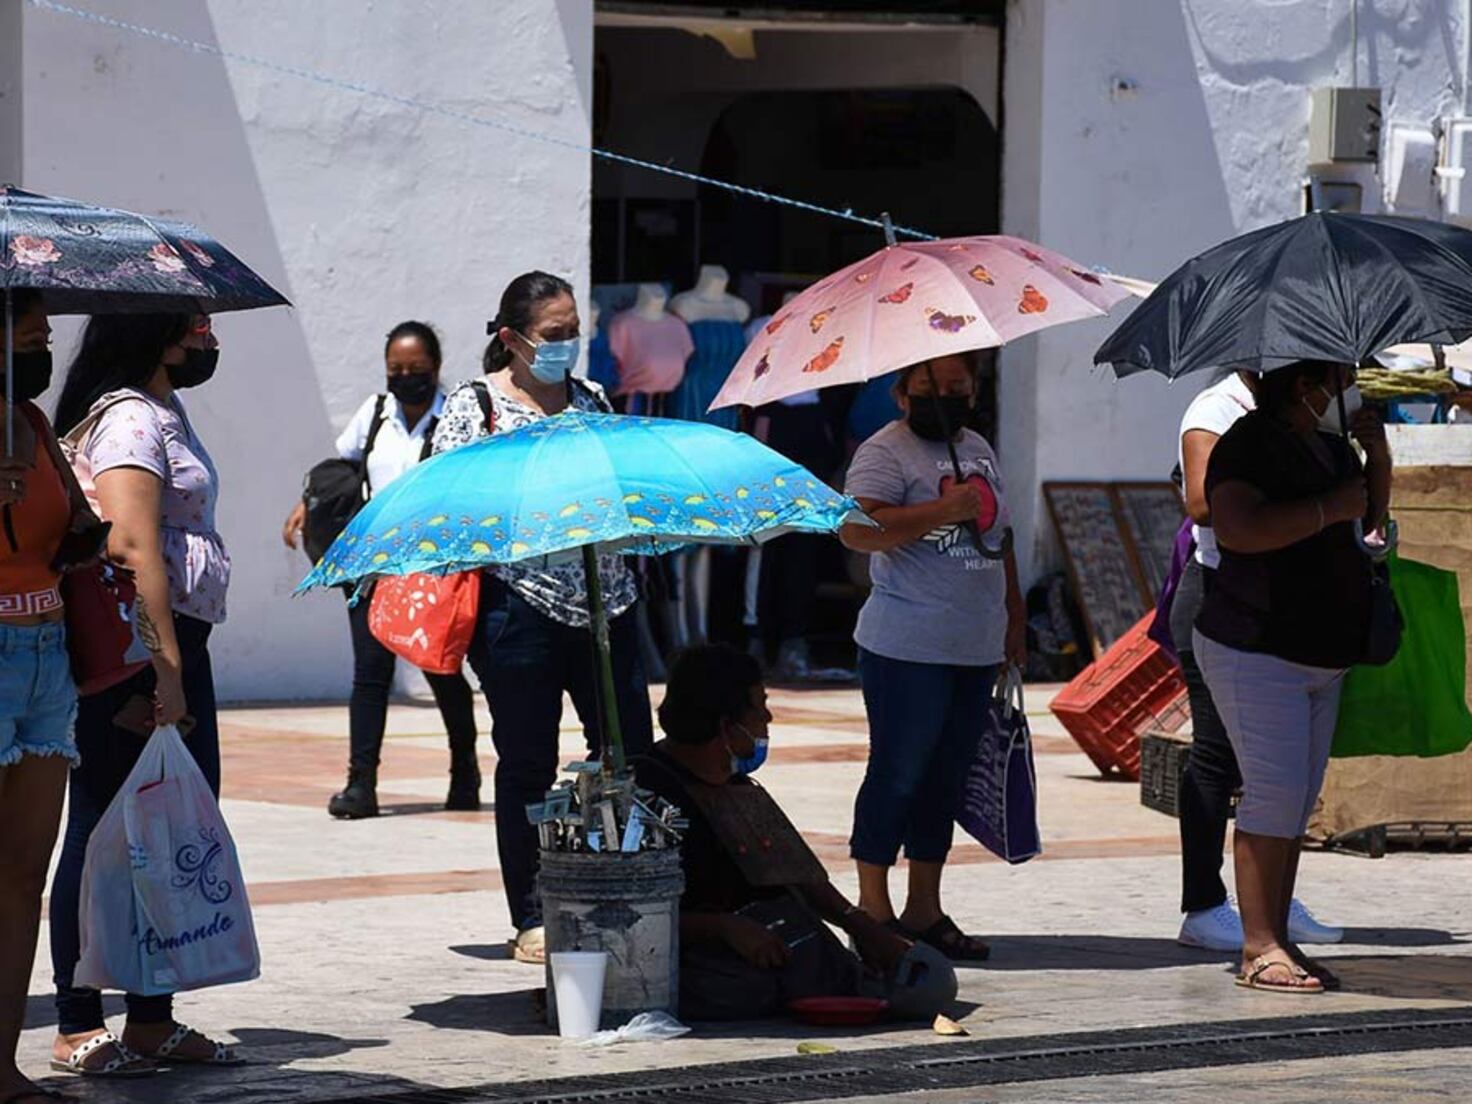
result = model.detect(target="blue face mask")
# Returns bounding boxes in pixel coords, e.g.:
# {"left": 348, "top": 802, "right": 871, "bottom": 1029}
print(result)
{"left": 729, "top": 724, "right": 769, "bottom": 776}
{"left": 517, "top": 332, "right": 580, "bottom": 385}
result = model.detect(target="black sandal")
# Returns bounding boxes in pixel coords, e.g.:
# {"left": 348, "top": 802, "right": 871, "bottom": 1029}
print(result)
{"left": 903, "top": 915, "right": 990, "bottom": 962}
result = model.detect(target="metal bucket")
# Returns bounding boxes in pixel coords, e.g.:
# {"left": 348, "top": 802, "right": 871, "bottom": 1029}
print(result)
{"left": 540, "top": 848, "right": 685, "bottom": 1031}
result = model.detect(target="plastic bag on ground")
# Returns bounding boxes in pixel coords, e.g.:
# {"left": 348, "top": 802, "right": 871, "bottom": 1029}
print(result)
{"left": 577, "top": 1011, "right": 691, "bottom": 1047}
{"left": 74, "top": 725, "right": 261, "bottom": 996}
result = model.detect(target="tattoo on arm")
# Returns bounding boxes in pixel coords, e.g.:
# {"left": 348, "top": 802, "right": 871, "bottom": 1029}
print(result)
{"left": 135, "top": 593, "right": 164, "bottom": 654}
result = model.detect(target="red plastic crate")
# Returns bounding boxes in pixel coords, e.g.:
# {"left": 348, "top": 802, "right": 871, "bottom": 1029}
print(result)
{"left": 1049, "top": 614, "right": 1189, "bottom": 780}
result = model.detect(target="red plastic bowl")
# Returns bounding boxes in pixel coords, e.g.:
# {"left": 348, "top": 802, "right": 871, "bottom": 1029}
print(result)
{"left": 788, "top": 997, "right": 890, "bottom": 1026}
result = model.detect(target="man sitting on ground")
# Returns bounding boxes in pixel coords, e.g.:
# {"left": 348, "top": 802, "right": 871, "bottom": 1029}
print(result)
{"left": 634, "top": 644, "right": 957, "bottom": 1021}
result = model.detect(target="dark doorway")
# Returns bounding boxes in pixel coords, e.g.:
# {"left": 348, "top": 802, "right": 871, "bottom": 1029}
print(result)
{"left": 698, "top": 87, "right": 999, "bottom": 281}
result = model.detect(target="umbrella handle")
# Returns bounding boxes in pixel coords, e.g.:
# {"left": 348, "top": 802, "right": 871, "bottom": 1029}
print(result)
{"left": 967, "top": 522, "right": 1014, "bottom": 562}
{"left": 1355, "top": 517, "right": 1397, "bottom": 561}
{"left": 1336, "top": 387, "right": 1396, "bottom": 560}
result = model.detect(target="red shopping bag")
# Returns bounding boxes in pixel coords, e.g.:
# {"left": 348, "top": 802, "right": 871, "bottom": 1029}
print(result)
{"left": 62, "top": 562, "right": 152, "bottom": 695}
{"left": 368, "top": 572, "right": 481, "bottom": 674}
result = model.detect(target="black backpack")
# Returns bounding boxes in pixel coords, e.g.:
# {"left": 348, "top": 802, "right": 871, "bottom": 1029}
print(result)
{"left": 300, "top": 396, "right": 438, "bottom": 563}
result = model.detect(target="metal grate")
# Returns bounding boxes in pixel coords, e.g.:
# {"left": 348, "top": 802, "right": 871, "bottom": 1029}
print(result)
{"left": 313, "top": 1006, "right": 1472, "bottom": 1104}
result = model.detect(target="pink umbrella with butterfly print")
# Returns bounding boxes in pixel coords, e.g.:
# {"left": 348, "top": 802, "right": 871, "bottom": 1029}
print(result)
{"left": 709, "top": 235, "right": 1131, "bottom": 412}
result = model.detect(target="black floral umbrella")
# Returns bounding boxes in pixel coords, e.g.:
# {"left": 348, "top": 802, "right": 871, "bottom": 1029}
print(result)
{"left": 1, "top": 184, "right": 290, "bottom": 449}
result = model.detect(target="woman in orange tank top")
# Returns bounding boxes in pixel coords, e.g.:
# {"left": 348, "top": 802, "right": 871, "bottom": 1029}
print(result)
{"left": 0, "top": 288, "right": 92, "bottom": 1104}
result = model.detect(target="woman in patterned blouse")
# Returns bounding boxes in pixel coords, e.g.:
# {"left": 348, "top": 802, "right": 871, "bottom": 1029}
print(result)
{"left": 434, "top": 272, "right": 654, "bottom": 965}
{"left": 49, "top": 314, "right": 241, "bottom": 1076}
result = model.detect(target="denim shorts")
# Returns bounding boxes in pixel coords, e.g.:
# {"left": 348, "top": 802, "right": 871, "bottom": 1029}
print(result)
{"left": 0, "top": 619, "right": 79, "bottom": 766}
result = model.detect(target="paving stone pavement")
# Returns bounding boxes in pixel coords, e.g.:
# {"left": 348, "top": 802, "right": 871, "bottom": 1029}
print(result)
{"left": 18, "top": 685, "right": 1472, "bottom": 1102}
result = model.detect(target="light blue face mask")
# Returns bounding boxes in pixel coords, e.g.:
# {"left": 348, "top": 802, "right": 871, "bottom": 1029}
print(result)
{"left": 517, "top": 332, "right": 580, "bottom": 385}
{"left": 729, "top": 723, "right": 769, "bottom": 776}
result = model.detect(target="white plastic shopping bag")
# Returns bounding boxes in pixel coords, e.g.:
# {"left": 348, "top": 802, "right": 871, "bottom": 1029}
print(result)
{"left": 74, "top": 725, "right": 260, "bottom": 996}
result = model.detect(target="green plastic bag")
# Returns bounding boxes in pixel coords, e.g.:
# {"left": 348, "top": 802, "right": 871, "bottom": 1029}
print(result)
{"left": 1333, "top": 555, "right": 1472, "bottom": 758}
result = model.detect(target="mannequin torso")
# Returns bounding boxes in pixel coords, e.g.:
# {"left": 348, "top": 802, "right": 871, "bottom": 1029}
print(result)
{"left": 671, "top": 265, "right": 751, "bottom": 325}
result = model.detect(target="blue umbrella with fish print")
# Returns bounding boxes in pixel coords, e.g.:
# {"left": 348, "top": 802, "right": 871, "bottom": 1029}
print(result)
{"left": 298, "top": 409, "right": 868, "bottom": 767}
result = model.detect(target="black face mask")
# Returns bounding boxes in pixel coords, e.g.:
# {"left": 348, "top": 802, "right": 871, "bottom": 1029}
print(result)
{"left": 906, "top": 394, "right": 971, "bottom": 442}
{"left": 1, "top": 350, "right": 53, "bottom": 403}
{"left": 387, "top": 372, "right": 437, "bottom": 407}
{"left": 167, "top": 347, "right": 219, "bottom": 390}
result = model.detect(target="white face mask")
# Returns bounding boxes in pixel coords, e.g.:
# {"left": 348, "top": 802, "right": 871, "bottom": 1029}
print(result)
{"left": 1307, "top": 383, "right": 1362, "bottom": 434}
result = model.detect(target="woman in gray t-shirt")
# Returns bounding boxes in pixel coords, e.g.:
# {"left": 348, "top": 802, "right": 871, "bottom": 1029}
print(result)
{"left": 841, "top": 354, "right": 1026, "bottom": 962}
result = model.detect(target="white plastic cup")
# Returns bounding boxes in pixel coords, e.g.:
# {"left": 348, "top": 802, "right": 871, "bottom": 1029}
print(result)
{"left": 550, "top": 951, "right": 609, "bottom": 1040}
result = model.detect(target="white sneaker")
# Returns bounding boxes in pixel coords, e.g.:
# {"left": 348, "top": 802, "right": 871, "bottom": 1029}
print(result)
{"left": 1288, "top": 898, "right": 1344, "bottom": 944}
{"left": 1177, "top": 901, "right": 1244, "bottom": 951}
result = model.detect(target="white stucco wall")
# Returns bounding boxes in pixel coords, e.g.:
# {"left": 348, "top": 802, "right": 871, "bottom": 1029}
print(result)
{"left": 1001, "top": 0, "right": 1470, "bottom": 585}
{"left": 20, "top": 0, "right": 593, "bottom": 700}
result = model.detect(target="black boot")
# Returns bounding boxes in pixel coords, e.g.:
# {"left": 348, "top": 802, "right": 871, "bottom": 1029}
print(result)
{"left": 328, "top": 768, "right": 379, "bottom": 819}
{"left": 445, "top": 739, "right": 482, "bottom": 812}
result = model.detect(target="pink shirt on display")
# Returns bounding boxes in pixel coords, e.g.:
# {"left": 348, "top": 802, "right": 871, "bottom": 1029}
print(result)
{"left": 607, "top": 311, "right": 694, "bottom": 397}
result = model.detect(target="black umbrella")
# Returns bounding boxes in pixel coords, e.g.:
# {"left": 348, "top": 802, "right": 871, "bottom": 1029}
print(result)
{"left": 1094, "top": 212, "right": 1472, "bottom": 379}
{"left": 1, "top": 185, "right": 289, "bottom": 451}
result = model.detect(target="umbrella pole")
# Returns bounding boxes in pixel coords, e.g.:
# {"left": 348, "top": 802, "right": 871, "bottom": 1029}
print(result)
{"left": 2, "top": 289, "right": 10, "bottom": 553}
{"left": 582, "top": 542, "right": 626, "bottom": 774}
{"left": 4, "top": 286, "right": 11, "bottom": 456}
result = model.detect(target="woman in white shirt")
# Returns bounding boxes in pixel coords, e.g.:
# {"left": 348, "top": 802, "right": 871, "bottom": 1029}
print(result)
{"left": 283, "top": 322, "right": 479, "bottom": 819}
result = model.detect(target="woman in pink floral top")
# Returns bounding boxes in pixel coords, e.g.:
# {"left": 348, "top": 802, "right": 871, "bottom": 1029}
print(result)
{"left": 46, "top": 314, "right": 241, "bottom": 1078}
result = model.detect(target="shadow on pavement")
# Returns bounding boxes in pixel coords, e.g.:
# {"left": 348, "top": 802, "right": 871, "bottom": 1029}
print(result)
{"left": 408, "top": 988, "right": 548, "bottom": 1036}
{"left": 692, "top": 999, "right": 984, "bottom": 1043}
{"left": 1337, "top": 927, "right": 1469, "bottom": 948}
{"left": 406, "top": 988, "right": 984, "bottom": 1042}
{"left": 227, "top": 1026, "right": 391, "bottom": 1060}
{"left": 26, "top": 1025, "right": 426, "bottom": 1103}
{"left": 979, "top": 934, "right": 1232, "bottom": 970}
{"left": 1330, "top": 954, "right": 1472, "bottom": 1001}
{"left": 450, "top": 942, "right": 514, "bottom": 962}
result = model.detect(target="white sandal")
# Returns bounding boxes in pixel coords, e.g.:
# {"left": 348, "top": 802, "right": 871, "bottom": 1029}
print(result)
{"left": 49, "top": 1031, "right": 157, "bottom": 1078}
{"left": 512, "top": 926, "right": 547, "bottom": 965}
{"left": 141, "top": 1023, "right": 244, "bottom": 1067}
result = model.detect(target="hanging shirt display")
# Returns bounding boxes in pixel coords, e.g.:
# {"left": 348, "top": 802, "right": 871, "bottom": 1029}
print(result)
{"left": 668, "top": 319, "right": 745, "bottom": 431}
{"left": 607, "top": 311, "right": 694, "bottom": 398}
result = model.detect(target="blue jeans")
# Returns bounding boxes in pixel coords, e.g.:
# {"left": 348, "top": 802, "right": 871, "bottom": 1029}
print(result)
{"left": 0, "top": 619, "right": 78, "bottom": 766}
{"left": 850, "top": 649, "right": 999, "bottom": 866}
{"left": 51, "top": 614, "right": 219, "bottom": 1034}
{"left": 466, "top": 578, "right": 653, "bottom": 931}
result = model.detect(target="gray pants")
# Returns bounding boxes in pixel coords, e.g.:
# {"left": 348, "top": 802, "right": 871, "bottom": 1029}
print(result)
{"left": 1193, "top": 631, "right": 1345, "bottom": 839}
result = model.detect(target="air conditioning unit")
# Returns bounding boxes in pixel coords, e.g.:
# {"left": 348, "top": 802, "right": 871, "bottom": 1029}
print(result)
{"left": 1308, "top": 87, "right": 1382, "bottom": 164}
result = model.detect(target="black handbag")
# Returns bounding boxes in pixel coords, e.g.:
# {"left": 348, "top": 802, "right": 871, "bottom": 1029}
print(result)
{"left": 301, "top": 396, "right": 440, "bottom": 563}
{"left": 1361, "top": 559, "right": 1404, "bottom": 667}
